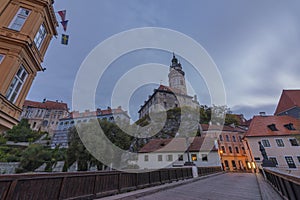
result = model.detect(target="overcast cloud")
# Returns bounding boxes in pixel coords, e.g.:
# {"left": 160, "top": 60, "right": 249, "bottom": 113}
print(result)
{"left": 27, "top": 0, "right": 300, "bottom": 120}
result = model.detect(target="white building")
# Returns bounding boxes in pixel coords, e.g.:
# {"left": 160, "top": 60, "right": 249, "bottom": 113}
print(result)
{"left": 137, "top": 137, "right": 221, "bottom": 169}
{"left": 51, "top": 106, "right": 130, "bottom": 148}
{"left": 244, "top": 115, "right": 300, "bottom": 169}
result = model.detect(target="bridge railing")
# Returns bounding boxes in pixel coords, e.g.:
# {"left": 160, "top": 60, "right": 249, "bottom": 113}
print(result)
{"left": 197, "top": 166, "right": 222, "bottom": 176}
{"left": 0, "top": 167, "right": 194, "bottom": 200}
{"left": 263, "top": 168, "right": 300, "bottom": 200}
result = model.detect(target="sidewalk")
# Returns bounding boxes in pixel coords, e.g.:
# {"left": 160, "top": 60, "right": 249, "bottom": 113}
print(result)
{"left": 97, "top": 172, "right": 224, "bottom": 200}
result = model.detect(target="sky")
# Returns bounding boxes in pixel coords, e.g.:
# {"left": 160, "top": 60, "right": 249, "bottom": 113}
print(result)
{"left": 27, "top": 0, "right": 300, "bottom": 120}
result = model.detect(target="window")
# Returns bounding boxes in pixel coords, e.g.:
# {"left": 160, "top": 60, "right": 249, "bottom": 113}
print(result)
{"left": 9, "top": 8, "right": 31, "bottom": 31}
{"left": 254, "top": 157, "right": 261, "bottom": 161}
{"left": 0, "top": 54, "right": 4, "bottom": 64}
{"left": 219, "top": 135, "right": 223, "bottom": 141}
{"left": 235, "top": 147, "right": 239, "bottom": 154}
{"left": 178, "top": 154, "right": 183, "bottom": 161}
{"left": 144, "top": 155, "right": 149, "bottom": 162}
{"left": 166, "top": 155, "right": 173, "bottom": 161}
{"left": 275, "top": 139, "right": 284, "bottom": 147}
{"left": 226, "top": 135, "right": 229, "bottom": 142}
{"left": 224, "top": 160, "right": 229, "bottom": 169}
{"left": 6, "top": 65, "right": 28, "bottom": 102}
{"left": 201, "top": 154, "right": 208, "bottom": 161}
{"left": 229, "top": 146, "right": 233, "bottom": 153}
{"left": 34, "top": 23, "right": 47, "bottom": 49}
{"left": 269, "top": 157, "right": 278, "bottom": 166}
{"left": 232, "top": 160, "right": 237, "bottom": 169}
{"left": 285, "top": 156, "right": 296, "bottom": 168}
{"left": 284, "top": 123, "right": 296, "bottom": 130}
{"left": 158, "top": 155, "right": 162, "bottom": 161}
{"left": 221, "top": 146, "right": 226, "bottom": 153}
{"left": 191, "top": 154, "right": 197, "bottom": 161}
{"left": 289, "top": 138, "right": 299, "bottom": 146}
{"left": 267, "top": 124, "right": 278, "bottom": 131}
{"left": 232, "top": 136, "right": 236, "bottom": 142}
{"left": 262, "top": 139, "right": 271, "bottom": 147}
{"left": 297, "top": 156, "right": 300, "bottom": 163}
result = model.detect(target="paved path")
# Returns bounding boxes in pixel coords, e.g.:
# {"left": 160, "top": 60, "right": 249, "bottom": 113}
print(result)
{"left": 136, "top": 173, "right": 275, "bottom": 200}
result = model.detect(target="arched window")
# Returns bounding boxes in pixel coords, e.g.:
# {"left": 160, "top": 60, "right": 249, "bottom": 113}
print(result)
{"left": 226, "top": 135, "right": 230, "bottom": 142}
{"left": 232, "top": 136, "right": 236, "bottom": 142}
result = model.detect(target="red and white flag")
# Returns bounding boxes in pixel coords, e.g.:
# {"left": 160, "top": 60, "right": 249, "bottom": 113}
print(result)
{"left": 60, "top": 20, "right": 69, "bottom": 32}
{"left": 58, "top": 10, "right": 66, "bottom": 21}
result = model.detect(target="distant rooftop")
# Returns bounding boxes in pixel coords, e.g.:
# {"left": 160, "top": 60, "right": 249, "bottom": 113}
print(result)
{"left": 23, "top": 100, "right": 68, "bottom": 110}
{"left": 245, "top": 115, "right": 300, "bottom": 137}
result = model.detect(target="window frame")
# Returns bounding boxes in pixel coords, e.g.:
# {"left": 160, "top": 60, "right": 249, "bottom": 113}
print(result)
{"left": 191, "top": 154, "right": 197, "bottom": 161}
{"left": 34, "top": 23, "right": 47, "bottom": 49}
{"left": 166, "top": 154, "right": 173, "bottom": 162}
{"left": 158, "top": 155, "right": 162, "bottom": 162}
{"left": 289, "top": 138, "right": 299, "bottom": 146}
{"left": 285, "top": 156, "right": 296, "bottom": 168}
{"left": 8, "top": 7, "right": 31, "bottom": 31}
{"left": 275, "top": 139, "right": 285, "bottom": 147}
{"left": 5, "top": 65, "right": 28, "bottom": 103}
{"left": 262, "top": 139, "right": 271, "bottom": 147}
{"left": 201, "top": 154, "right": 208, "bottom": 162}
{"left": 144, "top": 155, "right": 149, "bottom": 162}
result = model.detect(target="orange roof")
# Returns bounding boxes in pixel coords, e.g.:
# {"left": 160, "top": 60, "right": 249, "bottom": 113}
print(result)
{"left": 200, "top": 124, "right": 246, "bottom": 132}
{"left": 157, "top": 84, "right": 184, "bottom": 95}
{"left": 24, "top": 100, "right": 68, "bottom": 110}
{"left": 275, "top": 90, "right": 300, "bottom": 115}
{"left": 245, "top": 115, "right": 300, "bottom": 137}
{"left": 139, "top": 137, "right": 218, "bottom": 153}
{"left": 68, "top": 107, "right": 128, "bottom": 119}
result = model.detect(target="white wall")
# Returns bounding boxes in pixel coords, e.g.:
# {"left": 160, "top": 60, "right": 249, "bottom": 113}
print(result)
{"left": 137, "top": 151, "right": 221, "bottom": 169}
{"left": 246, "top": 136, "right": 300, "bottom": 169}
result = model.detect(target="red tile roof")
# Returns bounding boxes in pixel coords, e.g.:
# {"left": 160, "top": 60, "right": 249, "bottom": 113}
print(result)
{"left": 200, "top": 124, "right": 246, "bottom": 132}
{"left": 157, "top": 84, "right": 184, "bottom": 95}
{"left": 24, "top": 100, "right": 68, "bottom": 110}
{"left": 275, "top": 90, "right": 300, "bottom": 115}
{"left": 68, "top": 107, "right": 128, "bottom": 119}
{"left": 245, "top": 115, "right": 300, "bottom": 137}
{"left": 139, "top": 137, "right": 218, "bottom": 153}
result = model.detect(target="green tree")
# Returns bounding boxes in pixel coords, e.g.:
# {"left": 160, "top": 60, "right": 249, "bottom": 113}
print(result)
{"left": 5, "top": 119, "right": 41, "bottom": 142}
{"left": 16, "top": 144, "right": 51, "bottom": 173}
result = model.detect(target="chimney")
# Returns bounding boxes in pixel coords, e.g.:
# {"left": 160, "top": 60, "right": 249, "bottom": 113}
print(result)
{"left": 259, "top": 112, "right": 266, "bottom": 116}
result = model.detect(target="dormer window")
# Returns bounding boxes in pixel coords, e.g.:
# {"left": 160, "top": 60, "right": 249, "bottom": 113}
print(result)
{"left": 267, "top": 124, "right": 278, "bottom": 131}
{"left": 284, "top": 123, "right": 296, "bottom": 130}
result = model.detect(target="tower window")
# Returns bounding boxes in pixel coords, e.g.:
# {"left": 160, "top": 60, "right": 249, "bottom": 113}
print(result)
{"left": 9, "top": 8, "right": 31, "bottom": 31}
{"left": 34, "top": 23, "right": 47, "bottom": 49}
{"left": 6, "top": 65, "right": 28, "bottom": 103}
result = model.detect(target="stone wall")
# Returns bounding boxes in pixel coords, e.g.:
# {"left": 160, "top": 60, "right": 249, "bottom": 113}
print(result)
{"left": 0, "top": 162, "right": 19, "bottom": 174}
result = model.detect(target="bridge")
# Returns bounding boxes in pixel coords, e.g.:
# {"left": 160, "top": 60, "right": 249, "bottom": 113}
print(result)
{"left": 0, "top": 167, "right": 299, "bottom": 200}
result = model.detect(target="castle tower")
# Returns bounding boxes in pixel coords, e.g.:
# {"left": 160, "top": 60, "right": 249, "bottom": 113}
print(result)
{"left": 168, "top": 53, "right": 187, "bottom": 95}
{"left": 0, "top": 0, "right": 58, "bottom": 132}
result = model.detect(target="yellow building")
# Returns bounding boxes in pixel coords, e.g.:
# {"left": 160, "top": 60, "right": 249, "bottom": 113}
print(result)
{"left": 0, "top": 0, "right": 58, "bottom": 132}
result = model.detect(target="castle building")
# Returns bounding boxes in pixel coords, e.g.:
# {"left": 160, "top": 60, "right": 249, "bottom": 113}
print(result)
{"left": 20, "top": 99, "right": 69, "bottom": 135}
{"left": 0, "top": 0, "right": 58, "bottom": 133}
{"left": 138, "top": 54, "right": 199, "bottom": 119}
